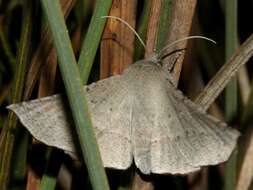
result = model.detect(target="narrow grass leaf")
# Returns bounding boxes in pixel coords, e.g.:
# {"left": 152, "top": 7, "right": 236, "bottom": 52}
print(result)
{"left": 224, "top": 1, "right": 238, "bottom": 190}
{"left": 134, "top": 0, "right": 152, "bottom": 61}
{"left": 0, "top": 0, "right": 33, "bottom": 189}
{"left": 156, "top": 0, "right": 172, "bottom": 51}
{"left": 40, "top": 1, "right": 110, "bottom": 189}
{"left": 78, "top": 0, "right": 112, "bottom": 84}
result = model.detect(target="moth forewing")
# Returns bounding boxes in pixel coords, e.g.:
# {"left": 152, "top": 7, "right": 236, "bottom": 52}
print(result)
{"left": 7, "top": 61, "right": 240, "bottom": 174}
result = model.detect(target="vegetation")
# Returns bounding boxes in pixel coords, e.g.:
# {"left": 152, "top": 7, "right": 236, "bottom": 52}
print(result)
{"left": 0, "top": 0, "right": 252, "bottom": 189}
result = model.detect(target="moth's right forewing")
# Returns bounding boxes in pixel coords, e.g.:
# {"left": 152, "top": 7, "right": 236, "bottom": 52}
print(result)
{"left": 8, "top": 75, "right": 134, "bottom": 170}
{"left": 7, "top": 94, "right": 77, "bottom": 155}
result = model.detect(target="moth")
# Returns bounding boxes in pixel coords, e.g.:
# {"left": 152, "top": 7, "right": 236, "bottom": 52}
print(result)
{"left": 7, "top": 53, "right": 239, "bottom": 175}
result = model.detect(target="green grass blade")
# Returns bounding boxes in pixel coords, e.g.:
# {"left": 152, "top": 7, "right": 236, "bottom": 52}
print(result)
{"left": 224, "top": 0, "right": 238, "bottom": 190}
{"left": 134, "top": 0, "right": 152, "bottom": 61}
{"left": 156, "top": 0, "right": 173, "bottom": 51}
{"left": 40, "top": 174, "right": 57, "bottom": 190}
{"left": 78, "top": 0, "right": 112, "bottom": 84}
{"left": 225, "top": 0, "right": 238, "bottom": 122}
{"left": 40, "top": 148, "right": 62, "bottom": 190}
{"left": 241, "top": 80, "right": 253, "bottom": 125}
{"left": 40, "top": 1, "right": 110, "bottom": 189}
{"left": 0, "top": 0, "right": 33, "bottom": 189}
{"left": 74, "top": 0, "right": 92, "bottom": 24}
{"left": 0, "top": 24, "right": 16, "bottom": 70}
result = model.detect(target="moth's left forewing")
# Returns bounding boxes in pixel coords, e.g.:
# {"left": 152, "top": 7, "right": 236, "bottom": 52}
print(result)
{"left": 7, "top": 94, "right": 77, "bottom": 155}
{"left": 159, "top": 75, "right": 240, "bottom": 172}
{"left": 8, "top": 75, "right": 134, "bottom": 171}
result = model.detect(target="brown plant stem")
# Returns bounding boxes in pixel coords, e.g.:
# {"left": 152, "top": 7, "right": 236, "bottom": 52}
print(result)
{"left": 100, "top": 0, "right": 137, "bottom": 78}
{"left": 163, "top": 0, "right": 197, "bottom": 84}
{"left": 195, "top": 33, "right": 253, "bottom": 111}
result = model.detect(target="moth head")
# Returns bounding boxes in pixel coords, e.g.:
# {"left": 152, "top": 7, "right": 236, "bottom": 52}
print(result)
{"left": 146, "top": 53, "right": 161, "bottom": 66}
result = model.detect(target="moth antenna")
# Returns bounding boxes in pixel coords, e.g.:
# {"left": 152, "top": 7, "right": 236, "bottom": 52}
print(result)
{"left": 158, "top": 36, "right": 216, "bottom": 60}
{"left": 101, "top": 16, "right": 146, "bottom": 49}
